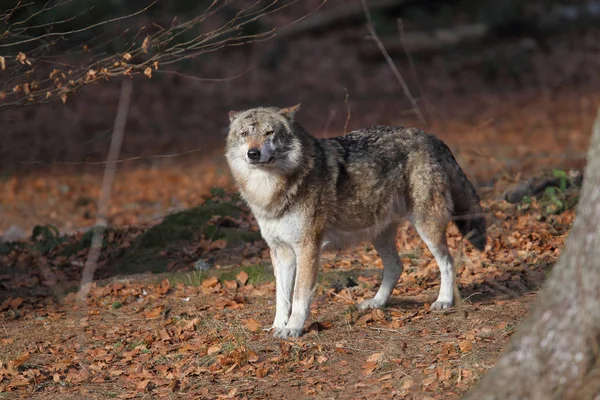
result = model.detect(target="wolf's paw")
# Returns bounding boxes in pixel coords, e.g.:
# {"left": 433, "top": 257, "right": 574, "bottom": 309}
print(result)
{"left": 273, "top": 327, "right": 303, "bottom": 339}
{"left": 430, "top": 300, "right": 453, "bottom": 310}
{"left": 357, "top": 299, "right": 384, "bottom": 310}
{"left": 272, "top": 317, "right": 289, "bottom": 330}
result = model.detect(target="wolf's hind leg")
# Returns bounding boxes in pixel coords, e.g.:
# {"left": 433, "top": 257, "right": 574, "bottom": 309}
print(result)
{"left": 358, "top": 225, "right": 403, "bottom": 310}
{"left": 413, "top": 217, "right": 455, "bottom": 310}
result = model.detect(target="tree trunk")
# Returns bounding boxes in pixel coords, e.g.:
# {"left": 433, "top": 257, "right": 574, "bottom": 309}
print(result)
{"left": 463, "top": 111, "right": 600, "bottom": 400}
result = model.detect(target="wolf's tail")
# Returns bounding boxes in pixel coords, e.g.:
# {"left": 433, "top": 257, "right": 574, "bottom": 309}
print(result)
{"left": 447, "top": 157, "right": 487, "bottom": 251}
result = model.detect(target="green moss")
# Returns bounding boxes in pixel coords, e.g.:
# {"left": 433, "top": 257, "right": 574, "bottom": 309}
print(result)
{"left": 138, "top": 202, "right": 239, "bottom": 249}
{"left": 202, "top": 225, "right": 262, "bottom": 245}
{"left": 113, "top": 200, "right": 252, "bottom": 275}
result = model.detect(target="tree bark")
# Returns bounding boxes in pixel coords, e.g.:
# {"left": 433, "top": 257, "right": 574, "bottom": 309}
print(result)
{"left": 463, "top": 111, "right": 600, "bottom": 399}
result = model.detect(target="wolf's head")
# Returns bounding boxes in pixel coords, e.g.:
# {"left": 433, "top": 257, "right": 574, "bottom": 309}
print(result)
{"left": 226, "top": 105, "right": 303, "bottom": 174}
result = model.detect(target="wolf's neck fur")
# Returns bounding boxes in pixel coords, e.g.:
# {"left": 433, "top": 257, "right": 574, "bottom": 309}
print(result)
{"left": 235, "top": 123, "right": 316, "bottom": 218}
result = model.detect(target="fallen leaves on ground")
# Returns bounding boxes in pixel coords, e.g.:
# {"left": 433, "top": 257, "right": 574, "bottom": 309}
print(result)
{"left": 0, "top": 172, "right": 575, "bottom": 398}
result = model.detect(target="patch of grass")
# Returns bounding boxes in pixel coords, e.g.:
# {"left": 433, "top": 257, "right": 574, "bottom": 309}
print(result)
{"left": 218, "top": 264, "right": 269, "bottom": 286}
{"left": 167, "top": 270, "right": 206, "bottom": 287}
{"left": 128, "top": 340, "right": 147, "bottom": 351}
{"left": 162, "top": 264, "right": 273, "bottom": 288}
{"left": 111, "top": 301, "right": 123, "bottom": 310}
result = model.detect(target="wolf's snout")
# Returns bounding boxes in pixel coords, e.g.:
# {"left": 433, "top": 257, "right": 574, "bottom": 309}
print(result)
{"left": 247, "top": 148, "right": 261, "bottom": 161}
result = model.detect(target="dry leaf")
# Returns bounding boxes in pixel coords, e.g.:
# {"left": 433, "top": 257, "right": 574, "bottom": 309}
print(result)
{"left": 143, "top": 307, "right": 163, "bottom": 319}
{"left": 362, "top": 361, "right": 378, "bottom": 375}
{"left": 207, "top": 344, "right": 221, "bottom": 356}
{"left": 243, "top": 318, "right": 261, "bottom": 332}
{"left": 378, "top": 373, "right": 393, "bottom": 381}
{"left": 158, "top": 328, "right": 171, "bottom": 341}
{"left": 0, "top": 56, "right": 5, "bottom": 70}
{"left": 372, "top": 308, "right": 386, "bottom": 321}
{"left": 236, "top": 271, "right": 249, "bottom": 286}
{"left": 10, "top": 351, "right": 31, "bottom": 369}
{"left": 367, "top": 352, "right": 383, "bottom": 363}
{"left": 9, "top": 297, "right": 23, "bottom": 309}
{"left": 144, "top": 67, "right": 152, "bottom": 78}
{"left": 247, "top": 350, "right": 259, "bottom": 363}
{"left": 223, "top": 280, "right": 237, "bottom": 290}
{"left": 202, "top": 276, "right": 219, "bottom": 288}
{"left": 16, "top": 52, "right": 26, "bottom": 64}
{"left": 459, "top": 340, "right": 473, "bottom": 353}
{"left": 142, "top": 36, "right": 150, "bottom": 53}
{"left": 137, "top": 379, "right": 151, "bottom": 390}
{"left": 122, "top": 53, "right": 132, "bottom": 61}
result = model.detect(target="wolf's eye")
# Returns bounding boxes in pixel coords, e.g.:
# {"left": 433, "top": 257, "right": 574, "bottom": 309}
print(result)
{"left": 240, "top": 131, "right": 249, "bottom": 137}
{"left": 265, "top": 130, "right": 274, "bottom": 136}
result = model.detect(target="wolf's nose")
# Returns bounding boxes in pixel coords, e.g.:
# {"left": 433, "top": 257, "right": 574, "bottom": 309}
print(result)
{"left": 247, "top": 148, "right": 261, "bottom": 161}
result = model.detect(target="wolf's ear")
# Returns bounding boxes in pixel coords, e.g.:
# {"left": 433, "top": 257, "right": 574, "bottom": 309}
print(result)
{"left": 229, "top": 110, "right": 241, "bottom": 122}
{"left": 279, "top": 103, "right": 301, "bottom": 121}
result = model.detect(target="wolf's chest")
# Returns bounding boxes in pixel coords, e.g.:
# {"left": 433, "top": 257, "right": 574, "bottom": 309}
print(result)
{"left": 255, "top": 211, "right": 306, "bottom": 246}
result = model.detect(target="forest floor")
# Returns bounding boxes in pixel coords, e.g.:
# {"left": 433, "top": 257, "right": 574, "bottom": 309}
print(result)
{"left": 0, "top": 159, "right": 579, "bottom": 398}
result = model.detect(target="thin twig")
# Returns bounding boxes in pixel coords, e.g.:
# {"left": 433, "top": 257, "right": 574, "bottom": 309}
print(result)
{"left": 77, "top": 79, "right": 133, "bottom": 302}
{"left": 343, "top": 87, "right": 351, "bottom": 134}
{"left": 8, "top": 147, "right": 203, "bottom": 166}
{"left": 397, "top": 18, "right": 429, "bottom": 120}
{"left": 361, "top": 0, "right": 427, "bottom": 126}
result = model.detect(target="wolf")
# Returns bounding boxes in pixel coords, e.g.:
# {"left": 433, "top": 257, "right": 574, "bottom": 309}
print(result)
{"left": 225, "top": 104, "right": 486, "bottom": 339}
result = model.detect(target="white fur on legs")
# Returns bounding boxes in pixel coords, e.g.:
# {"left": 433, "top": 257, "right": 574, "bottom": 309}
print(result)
{"left": 358, "top": 225, "right": 403, "bottom": 310}
{"left": 271, "top": 246, "right": 296, "bottom": 330}
{"left": 274, "top": 244, "right": 319, "bottom": 339}
{"left": 414, "top": 226, "right": 455, "bottom": 310}
{"left": 428, "top": 245, "right": 454, "bottom": 309}
{"left": 274, "top": 294, "right": 312, "bottom": 338}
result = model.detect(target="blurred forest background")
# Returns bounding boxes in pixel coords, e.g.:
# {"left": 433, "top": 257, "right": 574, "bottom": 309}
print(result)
{"left": 1, "top": 0, "right": 599, "bottom": 234}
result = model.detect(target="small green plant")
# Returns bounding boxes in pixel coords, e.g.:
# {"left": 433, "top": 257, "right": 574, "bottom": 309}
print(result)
{"left": 543, "top": 186, "right": 565, "bottom": 214}
{"left": 31, "top": 224, "right": 66, "bottom": 254}
{"left": 111, "top": 302, "right": 123, "bottom": 310}
{"left": 552, "top": 169, "right": 569, "bottom": 192}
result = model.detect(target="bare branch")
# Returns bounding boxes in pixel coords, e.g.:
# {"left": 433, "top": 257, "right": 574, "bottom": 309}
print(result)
{"left": 361, "top": 0, "right": 427, "bottom": 126}
{"left": 0, "top": 0, "right": 328, "bottom": 110}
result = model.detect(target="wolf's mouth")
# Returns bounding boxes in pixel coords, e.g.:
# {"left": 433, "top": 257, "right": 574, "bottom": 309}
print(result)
{"left": 248, "top": 157, "right": 275, "bottom": 165}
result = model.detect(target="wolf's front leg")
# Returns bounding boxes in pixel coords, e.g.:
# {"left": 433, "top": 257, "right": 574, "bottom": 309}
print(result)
{"left": 270, "top": 245, "right": 296, "bottom": 330}
{"left": 273, "top": 242, "right": 319, "bottom": 339}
